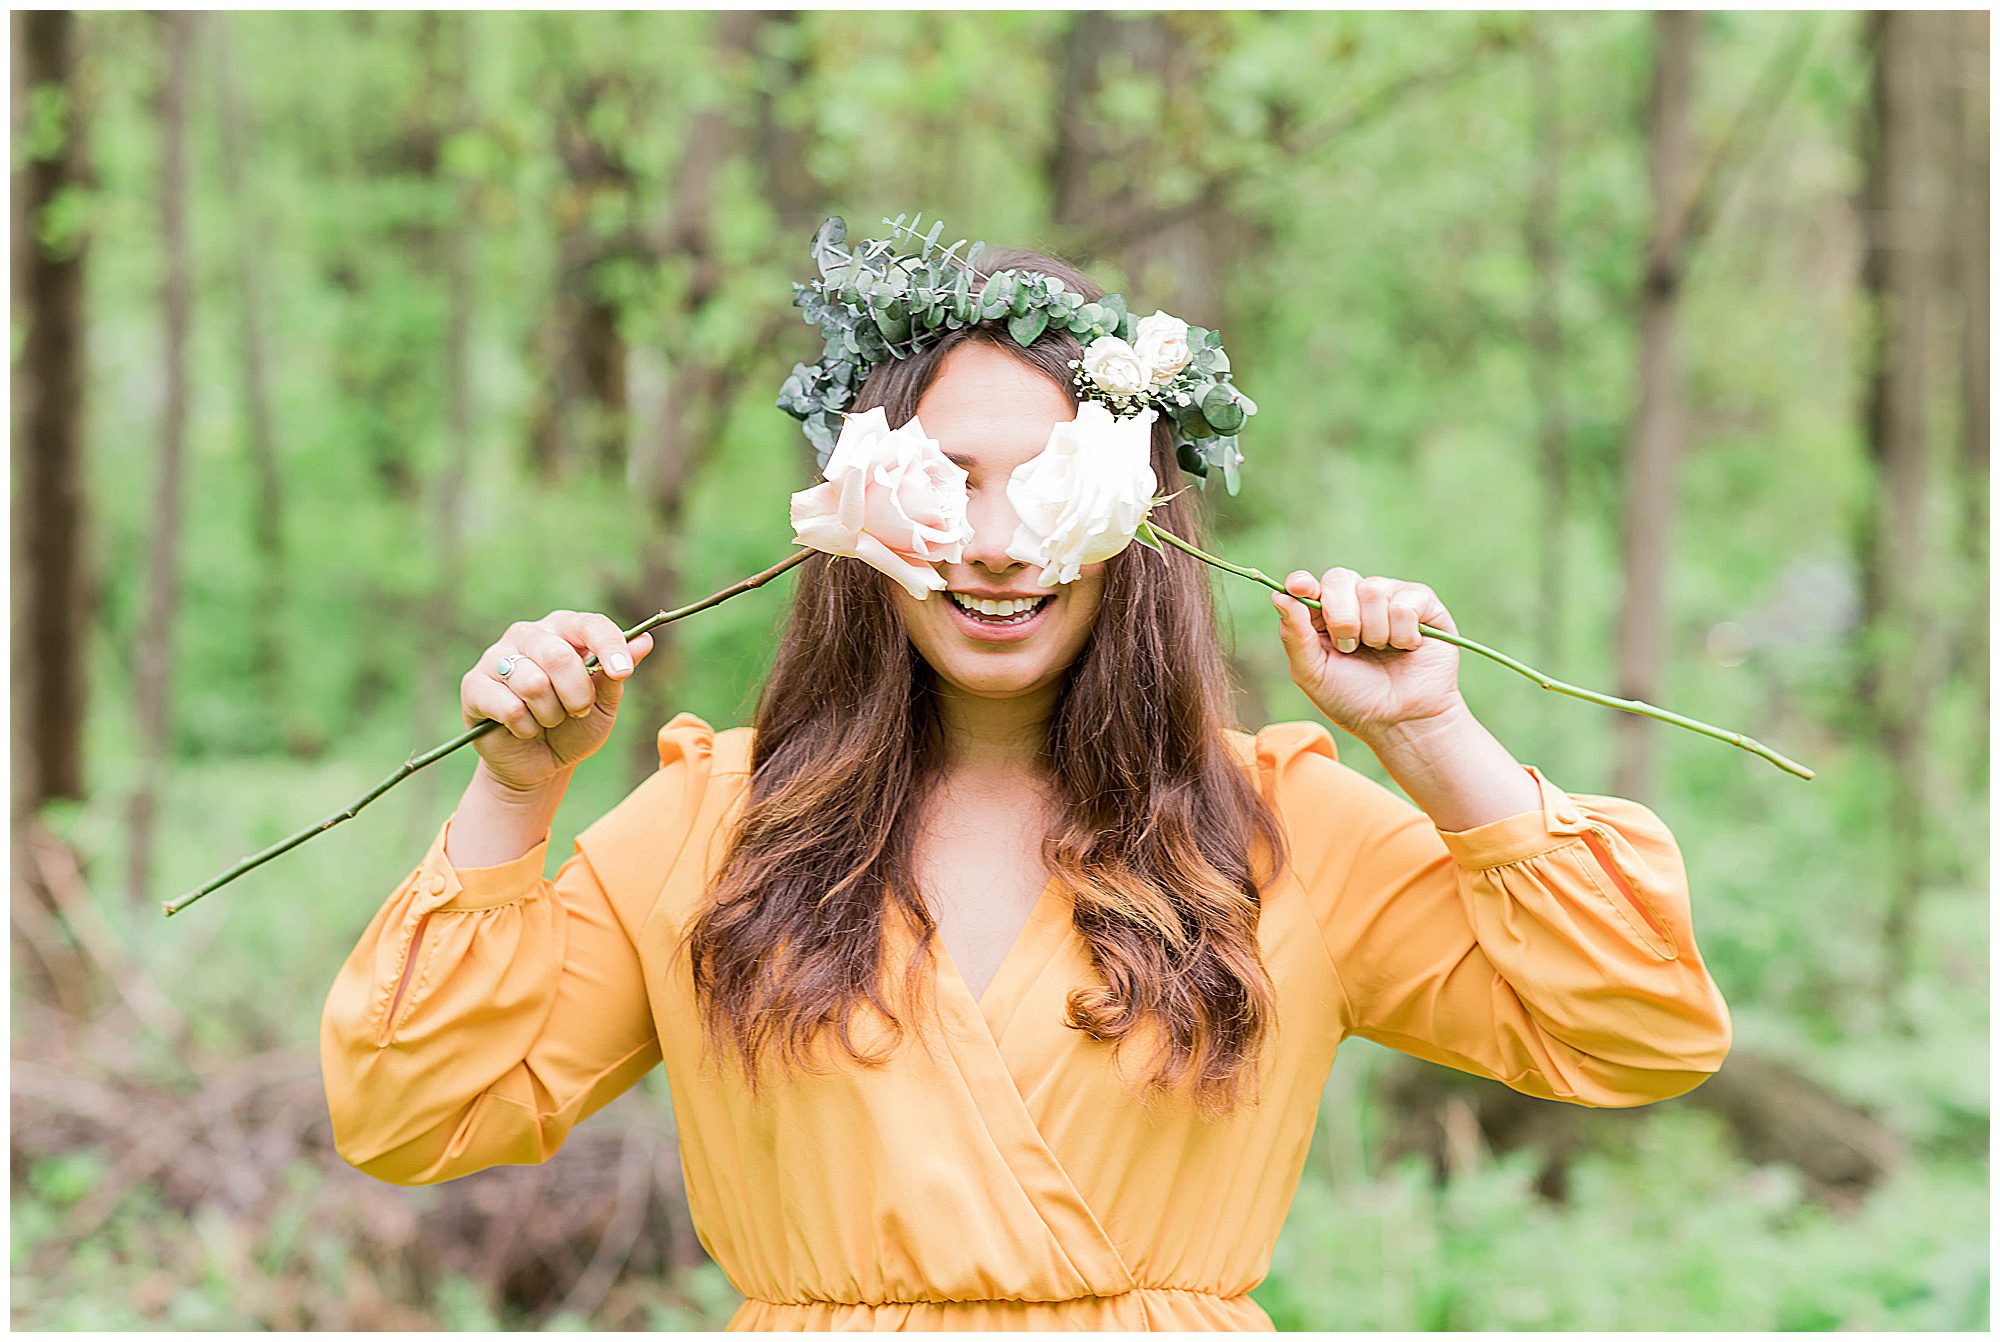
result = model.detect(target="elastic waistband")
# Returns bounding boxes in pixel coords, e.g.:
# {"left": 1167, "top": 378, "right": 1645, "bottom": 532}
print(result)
{"left": 729, "top": 1285, "right": 1273, "bottom": 1332}
{"left": 747, "top": 1284, "right": 1243, "bottom": 1306}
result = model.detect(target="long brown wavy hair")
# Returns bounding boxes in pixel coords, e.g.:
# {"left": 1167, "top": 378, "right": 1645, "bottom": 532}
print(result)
{"left": 680, "top": 245, "right": 1290, "bottom": 1118}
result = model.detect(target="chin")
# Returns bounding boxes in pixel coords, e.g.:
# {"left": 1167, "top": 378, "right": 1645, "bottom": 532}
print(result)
{"left": 931, "top": 659, "right": 1065, "bottom": 699}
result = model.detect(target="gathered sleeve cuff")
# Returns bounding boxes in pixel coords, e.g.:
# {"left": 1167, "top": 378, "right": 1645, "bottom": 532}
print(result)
{"left": 319, "top": 712, "right": 720, "bottom": 1185}
{"left": 1257, "top": 720, "right": 1732, "bottom": 1109}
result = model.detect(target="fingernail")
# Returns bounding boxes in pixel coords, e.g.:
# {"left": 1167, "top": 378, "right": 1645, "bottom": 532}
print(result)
{"left": 610, "top": 653, "right": 632, "bottom": 673}
{"left": 1336, "top": 637, "right": 1358, "bottom": 653}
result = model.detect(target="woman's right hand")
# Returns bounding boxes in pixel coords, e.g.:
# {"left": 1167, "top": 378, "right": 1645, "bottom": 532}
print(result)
{"left": 461, "top": 610, "right": 656, "bottom": 795}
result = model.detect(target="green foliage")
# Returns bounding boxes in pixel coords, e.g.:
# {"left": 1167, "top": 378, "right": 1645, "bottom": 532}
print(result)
{"left": 1258, "top": 1103, "right": 1988, "bottom": 1330}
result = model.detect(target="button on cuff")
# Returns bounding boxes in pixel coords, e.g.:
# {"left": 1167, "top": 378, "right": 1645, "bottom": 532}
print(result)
{"left": 1435, "top": 764, "right": 1591, "bottom": 870}
{"left": 413, "top": 815, "right": 550, "bottom": 912}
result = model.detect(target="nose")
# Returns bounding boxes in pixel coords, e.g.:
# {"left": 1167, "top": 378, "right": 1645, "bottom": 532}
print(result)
{"left": 956, "top": 477, "right": 1027, "bottom": 577}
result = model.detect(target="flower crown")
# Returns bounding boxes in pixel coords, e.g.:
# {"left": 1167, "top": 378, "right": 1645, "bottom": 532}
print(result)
{"left": 775, "top": 213, "right": 1257, "bottom": 494}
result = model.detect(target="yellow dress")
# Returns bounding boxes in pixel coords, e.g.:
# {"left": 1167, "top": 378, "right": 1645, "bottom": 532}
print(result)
{"left": 321, "top": 712, "right": 1731, "bottom": 1330}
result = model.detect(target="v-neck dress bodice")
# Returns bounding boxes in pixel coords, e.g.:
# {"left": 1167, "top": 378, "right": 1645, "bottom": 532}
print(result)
{"left": 322, "top": 712, "right": 1733, "bottom": 1330}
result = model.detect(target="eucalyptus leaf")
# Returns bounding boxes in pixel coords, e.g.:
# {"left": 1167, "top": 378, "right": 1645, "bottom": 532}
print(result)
{"left": 810, "top": 215, "right": 848, "bottom": 276}
{"left": 1202, "top": 385, "right": 1245, "bottom": 433}
{"left": 1173, "top": 400, "right": 1218, "bottom": 438}
{"left": 1009, "top": 309, "right": 1049, "bottom": 346}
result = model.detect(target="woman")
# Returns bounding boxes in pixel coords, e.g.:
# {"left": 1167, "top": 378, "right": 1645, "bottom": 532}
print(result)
{"left": 321, "top": 246, "right": 1732, "bottom": 1331}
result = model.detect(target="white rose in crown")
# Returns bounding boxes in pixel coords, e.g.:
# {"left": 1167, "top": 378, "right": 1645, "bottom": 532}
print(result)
{"left": 788, "top": 406, "right": 975, "bottom": 600}
{"left": 1005, "top": 402, "right": 1160, "bottom": 586}
{"left": 1131, "top": 310, "right": 1193, "bottom": 385}
{"left": 1079, "top": 336, "right": 1153, "bottom": 398}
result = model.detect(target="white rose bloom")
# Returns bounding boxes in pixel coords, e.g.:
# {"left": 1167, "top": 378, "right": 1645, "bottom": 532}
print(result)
{"left": 1080, "top": 336, "right": 1152, "bottom": 397}
{"left": 1004, "top": 403, "right": 1158, "bottom": 586}
{"left": 1132, "top": 310, "right": 1192, "bottom": 384}
{"left": 789, "top": 406, "right": 974, "bottom": 600}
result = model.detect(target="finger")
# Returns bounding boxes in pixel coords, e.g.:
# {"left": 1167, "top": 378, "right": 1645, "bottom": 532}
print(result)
{"left": 1319, "top": 567, "right": 1360, "bottom": 653}
{"left": 1419, "top": 586, "right": 1457, "bottom": 637}
{"left": 587, "top": 624, "right": 652, "bottom": 716}
{"left": 1356, "top": 576, "right": 1392, "bottom": 649}
{"left": 576, "top": 612, "right": 638, "bottom": 680}
{"left": 466, "top": 678, "right": 540, "bottom": 741}
{"left": 1387, "top": 585, "right": 1426, "bottom": 650}
{"left": 495, "top": 650, "right": 568, "bottom": 728}
{"left": 1283, "top": 570, "right": 1326, "bottom": 645}
{"left": 520, "top": 625, "right": 596, "bottom": 718}
{"left": 543, "top": 609, "right": 602, "bottom": 662}
{"left": 1272, "top": 589, "right": 1326, "bottom": 684}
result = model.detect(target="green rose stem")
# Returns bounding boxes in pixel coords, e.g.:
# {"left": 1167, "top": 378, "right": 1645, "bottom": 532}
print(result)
{"left": 1140, "top": 521, "right": 1815, "bottom": 781}
{"left": 162, "top": 546, "right": 816, "bottom": 918}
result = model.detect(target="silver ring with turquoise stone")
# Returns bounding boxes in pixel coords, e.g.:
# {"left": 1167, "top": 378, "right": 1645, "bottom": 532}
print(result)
{"left": 496, "top": 653, "right": 522, "bottom": 679}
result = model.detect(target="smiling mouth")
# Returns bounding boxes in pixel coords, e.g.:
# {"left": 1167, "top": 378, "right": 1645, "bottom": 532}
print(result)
{"left": 946, "top": 592, "right": 1055, "bottom": 627}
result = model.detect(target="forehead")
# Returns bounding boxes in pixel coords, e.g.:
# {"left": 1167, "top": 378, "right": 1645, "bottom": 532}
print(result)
{"left": 912, "top": 343, "right": 1075, "bottom": 472}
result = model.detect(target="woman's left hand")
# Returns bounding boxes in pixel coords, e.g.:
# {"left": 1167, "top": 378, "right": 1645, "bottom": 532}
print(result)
{"left": 1272, "top": 567, "right": 1466, "bottom": 744}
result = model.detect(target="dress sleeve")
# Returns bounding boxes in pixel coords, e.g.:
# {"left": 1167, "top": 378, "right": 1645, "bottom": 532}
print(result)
{"left": 1261, "top": 720, "right": 1732, "bottom": 1108}
{"left": 319, "top": 713, "right": 719, "bottom": 1185}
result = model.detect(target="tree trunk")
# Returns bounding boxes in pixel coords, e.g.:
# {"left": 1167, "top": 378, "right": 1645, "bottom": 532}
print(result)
{"left": 1947, "top": 11, "right": 1989, "bottom": 736}
{"left": 128, "top": 11, "right": 196, "bottom": 908}
{"left": 1041, "top": 12, "right": 1272, "bottom": 720}
{"left": 620, "top": 10, "right": 829, "bottom": 785}
{"left": 620, "top": 11, "right": 760, "bottom": 785}
{"left": 1524, "top": 16, "right": 1573, "bottom": 743}
{"left": 1857, "top": 11, "right": 1947, "bottom": 1014}
{"left": 1046, "top": 11, "right": 1119, "bottom": 235}
{"left": 409, "top": 13, "right": 477, "bottom": 828}
{"left": 527, "top": 45, "right": 639, "bottom": 483}
{"left": 1612, "top": 12, "right": 1697, "bottom": 805}
{"left": 213, "top": 13, "right": 287, "bottom": 742}
{"left": 10, "top": 10, "right": 91, "bottom": 815}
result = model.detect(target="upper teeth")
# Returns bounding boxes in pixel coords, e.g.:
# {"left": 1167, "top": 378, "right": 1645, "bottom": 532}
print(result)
{"left": 950, "top": 592, "right": 1043, "bottom": 617}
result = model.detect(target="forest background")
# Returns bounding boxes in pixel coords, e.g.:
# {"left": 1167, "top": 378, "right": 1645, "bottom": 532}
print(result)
{"left": 10, "top": 8, "right": 1990, "bottom": 1330}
